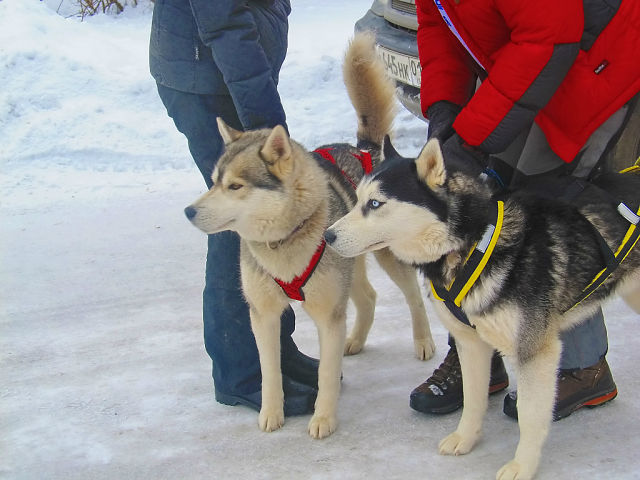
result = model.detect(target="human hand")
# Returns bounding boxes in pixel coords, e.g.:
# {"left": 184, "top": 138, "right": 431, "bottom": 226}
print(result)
{"left": 426, "top": 101, "right": 461, "bottom": 142}
{"left": 441, "top": 134, "right": 510, "bottom": 191}
{"left": 441, "top": 133, "right": 487, "bottom": 172}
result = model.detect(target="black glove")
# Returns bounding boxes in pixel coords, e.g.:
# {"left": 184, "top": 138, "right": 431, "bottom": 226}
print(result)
{"left": 441, "top": 133, "right": 488, "bottom": 173}
{"left": 441, "top": 133, "right": 514, "bottom": 193}
{"left": 426, "top": 101, "right": 462, "bottom": 142}
{"left": 441, "top": 134, "right": 512, "bottom": 192}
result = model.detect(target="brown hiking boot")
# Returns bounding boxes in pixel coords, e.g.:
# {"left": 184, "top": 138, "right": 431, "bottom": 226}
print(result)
{"left": 503, "top": 356, "right": 617, "bottom": 421}
{"left": 410, "top": 346, "right": 509, "bottom": 414}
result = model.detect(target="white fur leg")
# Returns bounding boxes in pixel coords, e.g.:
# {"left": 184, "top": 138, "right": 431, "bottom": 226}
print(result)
{"left": 307, "top": 310, "right": 346, "bottom": 439}
{"left": 258, "top": 404, "right": 284, "bottom": 433}
{"left": 249, "top": 308, "right": 285, "bottom": 433}
{"left": 620, "top": 285, "right": 640, "bottom": 314}
{"left": 497, "top": 337, "right": 562, "bottom": 480}
{"left": 373, "top": 248, "right": 435, "bottom": 360}
{"left": 439, "top": 335, "right": 493, "bottom": 456}
{"left": 414, "top": 336, "right": 436, "bottom": 361}
{"left": 345, "top": 255, "right": 376, "bottom": 355}
{"left": 496, "top": 460, "right": 533, "bottom": 480}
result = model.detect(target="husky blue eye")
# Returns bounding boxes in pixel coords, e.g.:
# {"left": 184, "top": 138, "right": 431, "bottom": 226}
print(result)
{"left": 368, "top": 199, "right": 384, "bottom": 209}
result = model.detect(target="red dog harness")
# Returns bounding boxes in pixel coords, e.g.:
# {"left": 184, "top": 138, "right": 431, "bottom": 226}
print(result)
{"left": 313, "top": 147, "right": 373, "bottom": 186}
{"left": 274, "top": 148, "right": 373, "bottom": 301}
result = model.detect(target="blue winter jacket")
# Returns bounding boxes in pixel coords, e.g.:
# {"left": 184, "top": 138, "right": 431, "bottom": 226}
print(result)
{"left": 149, "top": 0, "right": 291, "bottom": 130}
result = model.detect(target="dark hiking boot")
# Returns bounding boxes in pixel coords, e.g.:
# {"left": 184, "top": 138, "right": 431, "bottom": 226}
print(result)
{"left": 215, "top": 375, "right": 317, "bottom": 416}
{"left": 503, "top": 356, "right": 617, "bottom": 421}
{"left": 410, "top": 346, "right": 509, "bottom": 414}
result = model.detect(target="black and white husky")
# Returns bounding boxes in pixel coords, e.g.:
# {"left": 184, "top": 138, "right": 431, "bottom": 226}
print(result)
{"left": 325, "top": 138, "right": 640, "bottom": 479}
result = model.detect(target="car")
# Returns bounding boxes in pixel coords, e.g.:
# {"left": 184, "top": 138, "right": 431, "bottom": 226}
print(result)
{"left": 355, "top": 0, "right": 424, "bottom": 121}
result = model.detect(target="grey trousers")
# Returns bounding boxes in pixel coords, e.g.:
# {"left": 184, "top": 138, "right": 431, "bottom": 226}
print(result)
{"left": 494, "top": 102, "right": 632, "bottom": 369}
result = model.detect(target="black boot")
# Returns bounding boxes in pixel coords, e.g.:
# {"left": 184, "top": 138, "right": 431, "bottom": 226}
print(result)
{"left": 281, "top": 349, "right": 320, "bottom": 389}
{"left": 410, "top": 345, "right": 509, "bottom": 414}
{"left": 215, "top": 375, "right": 317, "bottom": 416}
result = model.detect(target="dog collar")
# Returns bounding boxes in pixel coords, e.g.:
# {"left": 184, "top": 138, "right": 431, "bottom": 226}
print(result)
{"left": 267, "top": 217, "right": 309, "bottom": 250}
{"left": 431, "top": 200, "right": 504, "bottom": 327}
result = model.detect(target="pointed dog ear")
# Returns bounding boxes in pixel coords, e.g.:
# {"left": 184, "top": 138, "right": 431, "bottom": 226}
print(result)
{"left": 416, "top": 138, "right": 446, "bottom": 189}
{"left": 260, "top": 125, "right": 293, "bottom": 178}
{"left": 381, "top": 135, "right": 400, "bottom": 161}
{"left": 217, "top": 117, "right": 244, "bottom": 145}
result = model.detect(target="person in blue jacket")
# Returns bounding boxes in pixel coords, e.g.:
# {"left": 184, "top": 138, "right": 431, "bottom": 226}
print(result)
{"left": 149, "top": 0, "right": 319, "bottom": 415}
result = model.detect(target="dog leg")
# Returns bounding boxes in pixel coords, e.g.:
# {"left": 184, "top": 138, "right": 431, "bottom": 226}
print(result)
{"left": 305, "top": 302, "right": 347, "bottom": 438}
{"left": 620, "top": 281, "right": 640, "bottom": 314}
{"left": 497, "top": 336, "right": 561, "bottom": 480}
{"left": 345, "top": 254, "right": 376, "bottom": 355}
{"left": 249, "top": 307, "right": 286, "bottom": 433}
{"left": 438, "top": 333, "right": 493, "bottom": 455}
{"left": 373, "top": 248, "right": 435, "bottom": 360}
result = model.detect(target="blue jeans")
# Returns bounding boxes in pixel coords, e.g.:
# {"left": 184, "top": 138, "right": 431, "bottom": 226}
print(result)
{"left": 157, "top": 83, "right": 300, "bottom": 395}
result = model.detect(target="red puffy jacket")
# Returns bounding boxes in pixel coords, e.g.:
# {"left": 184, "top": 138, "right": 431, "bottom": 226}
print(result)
{"left": 417, "top": 0, "right": 640, "bottom": 162}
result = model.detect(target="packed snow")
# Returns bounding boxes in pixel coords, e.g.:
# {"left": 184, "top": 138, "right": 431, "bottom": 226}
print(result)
{"left": 1, "top": 1, "right": 638, "bottom": 479}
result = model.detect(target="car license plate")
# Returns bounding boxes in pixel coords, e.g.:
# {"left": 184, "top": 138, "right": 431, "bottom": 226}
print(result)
{"left": 376, "top": 46, "right": 421, "bottom": 88}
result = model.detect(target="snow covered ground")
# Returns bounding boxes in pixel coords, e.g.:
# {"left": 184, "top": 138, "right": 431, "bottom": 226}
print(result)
{"left": 1, "top": 1, "right": 639, "bottom": 479}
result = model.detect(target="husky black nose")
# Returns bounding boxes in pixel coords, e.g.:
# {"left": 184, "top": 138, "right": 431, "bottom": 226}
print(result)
{"left": 184, "top": 206, "right": 197, "bottom": 220}
{"left": 324, "top": 229, "right": 336, "bottom": 245}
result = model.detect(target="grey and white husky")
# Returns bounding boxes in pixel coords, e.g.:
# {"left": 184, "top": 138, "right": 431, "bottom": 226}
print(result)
{"left": 325, "top": 138, "right": 640, "bottom": 478}
{"left": 184, "top": 33, "right": 435, "bottom": 439}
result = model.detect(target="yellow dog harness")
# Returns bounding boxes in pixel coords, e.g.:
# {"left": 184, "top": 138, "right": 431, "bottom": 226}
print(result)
{"left": 431, "top": 186, "right": 639, "bottom": 325}
{"left": 430, "top": 201, "right": 504, "bottom": 327}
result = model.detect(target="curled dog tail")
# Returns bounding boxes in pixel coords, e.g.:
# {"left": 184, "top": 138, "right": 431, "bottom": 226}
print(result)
{"left": 343, "top": 32, "right": 396, "bottom": 149}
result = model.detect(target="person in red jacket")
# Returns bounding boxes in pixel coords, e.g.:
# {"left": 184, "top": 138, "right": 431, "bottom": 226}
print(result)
{"left": 410, "top": 0, "right": 640, "bottom": 420}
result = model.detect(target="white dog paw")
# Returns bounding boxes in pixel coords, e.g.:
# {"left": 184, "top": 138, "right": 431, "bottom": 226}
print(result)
{"left": 415, "top": 337, "right": 436, "bottom": 360}
{"left": 258, "top": 407, "right": 284, "bottom": 433}
{"left": 438, "top": 431, "right": 477, "bottom": 456}
{"left": 308, "top": 414, "right": 337, "bottom": 439}
{"left": 344, "top": 336, "right": 364, "bottom": 356}
{"left": 496, "top": 460, "right": 535, "bottom": 480}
